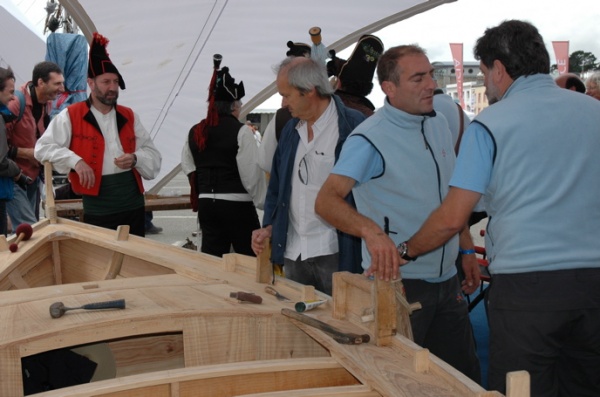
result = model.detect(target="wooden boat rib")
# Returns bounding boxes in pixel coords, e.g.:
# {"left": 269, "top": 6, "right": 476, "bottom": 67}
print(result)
{"left": 0, "top": 163, "right": 530, "bottom": 397}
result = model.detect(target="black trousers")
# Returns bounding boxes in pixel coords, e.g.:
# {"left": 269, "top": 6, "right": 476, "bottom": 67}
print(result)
{"left": 84, "top": 206, "right": 146, "bottom": 237}
{"left": 197, "top": 198, "right": 259, "bottom": 257}
{"left": 404, "top": 276, "right": 482, "bottom": 384}
{"left": 488, "top": 268, "right": 600, "bottom": 396}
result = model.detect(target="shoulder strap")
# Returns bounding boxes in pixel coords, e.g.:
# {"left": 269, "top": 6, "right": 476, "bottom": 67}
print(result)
{"left": 14, "top": 90, "right": 25, "bottom": 122}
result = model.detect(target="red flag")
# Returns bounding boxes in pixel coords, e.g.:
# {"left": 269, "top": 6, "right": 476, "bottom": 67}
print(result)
{"left": 552, "top": 41, "right": 570, "bottom": 74}
{"left": 449, "top": 43, "right": 464, "bottom": 108}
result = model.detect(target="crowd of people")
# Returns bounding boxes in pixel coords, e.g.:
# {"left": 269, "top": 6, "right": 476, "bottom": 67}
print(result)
{"left": 1, "top": 18, "right": 599, "bottom": 396}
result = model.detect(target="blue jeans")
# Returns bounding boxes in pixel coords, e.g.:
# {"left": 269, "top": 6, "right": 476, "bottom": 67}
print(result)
{"left": 0, "top": 199, "right": 7, "bottom": 236}
{"left": 6, "top": 177, "right": 39, "bottom": 228}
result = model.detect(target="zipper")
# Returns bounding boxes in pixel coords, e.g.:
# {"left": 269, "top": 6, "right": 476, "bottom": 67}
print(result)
{"left": 420, "top": 118, "right": 445, "bottom": 277}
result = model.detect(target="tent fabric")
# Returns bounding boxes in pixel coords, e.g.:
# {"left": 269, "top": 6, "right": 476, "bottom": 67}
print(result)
{"left": 0, "top": 1, "right": 46, "bottom": 86}
{"left": 46, "top": 32, "right": 88, "bottom": 117}
{"left": 15, "top": 0, "right": 455, "bottom": 191}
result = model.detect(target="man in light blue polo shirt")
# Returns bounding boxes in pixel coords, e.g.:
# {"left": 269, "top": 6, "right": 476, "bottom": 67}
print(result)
{"left": 315, "top": 44, "right": 481, "bottom": 383}
{"left": 392, "top": 21, "right": 600, "bottom": 395}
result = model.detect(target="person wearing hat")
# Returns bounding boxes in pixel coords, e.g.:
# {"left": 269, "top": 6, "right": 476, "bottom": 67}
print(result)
{"left": 35, "top": 32, "right": 162, "bottom": 237}
{"left": 327, "top": 35, "right": 384, "bottom": 117}
{"left": 181, "top": 56, "right": 266, "bottom": 257}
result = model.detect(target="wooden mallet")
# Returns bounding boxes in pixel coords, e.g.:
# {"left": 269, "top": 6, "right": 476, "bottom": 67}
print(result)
{"left": 9, "top": 223, "right": 33, "bottom": 253}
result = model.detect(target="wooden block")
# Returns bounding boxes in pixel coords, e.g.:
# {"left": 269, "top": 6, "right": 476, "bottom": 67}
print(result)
{"left": 255, "top": 238, "right": 272, "bottom": 284}
{"left": 300, "top": 285, "right": 316, "bottom": 301}
{"left": 332, "top": 272, "right": 348, "bottom": 320}
{"left": 506, "top": 371, "right": 530, "bottom": 397}
{"left": 373, "top": 278, "right": 396, "bottom": 346}
{"left": 413, "top": 348, "right": 430, "bottom": 373}
{"left": 115, "top": 225, "right": 130, "bottom": 241}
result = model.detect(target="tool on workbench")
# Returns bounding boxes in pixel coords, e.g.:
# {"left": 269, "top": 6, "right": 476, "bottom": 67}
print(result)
{"left": 282, "top": 308, "right": 370, "bottom": 345}
{"left": 264, "top": 286, "right": 291, "bottom": 301}
{"left": 230, "top": 291, "right": 263, "bottom": 304}
{"left": 49, "top": 299, "right": 126, "bottom": 318}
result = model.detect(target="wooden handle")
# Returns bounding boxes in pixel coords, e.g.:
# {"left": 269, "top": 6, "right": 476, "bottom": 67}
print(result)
{"left": 230, "top": 292, "right": 262, "bottom": 304}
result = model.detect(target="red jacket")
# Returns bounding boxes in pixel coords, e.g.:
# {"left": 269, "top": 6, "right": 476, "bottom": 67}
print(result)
{"left": 6, "top": 83, "right": 50, "bottom": 179}
{"left": 67, "top": 100, "right": 144, "bottom": 196}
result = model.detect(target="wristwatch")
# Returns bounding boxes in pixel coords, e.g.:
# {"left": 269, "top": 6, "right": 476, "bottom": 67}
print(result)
{"left": 397, "top": 241, "right": 418, "bottom": 261}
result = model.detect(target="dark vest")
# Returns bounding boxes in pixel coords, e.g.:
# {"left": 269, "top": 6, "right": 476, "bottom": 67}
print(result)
{"left": 188, "top": 114, "right": 247, "bottom": 194}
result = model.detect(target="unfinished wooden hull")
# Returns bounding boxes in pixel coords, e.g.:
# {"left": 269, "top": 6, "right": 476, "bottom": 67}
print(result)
{"left": 0, "top": 218, "right": 528, "bottom": 397}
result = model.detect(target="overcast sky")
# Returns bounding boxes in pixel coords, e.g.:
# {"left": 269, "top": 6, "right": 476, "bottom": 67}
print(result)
{"left": 374, "top": 0, "right": 600, "bottom": 63}
{"left": 10, "top": 0, "right": 600, "bottom": 110}
{"left": 261, "top": 0, "right": 600, "bottom": 109}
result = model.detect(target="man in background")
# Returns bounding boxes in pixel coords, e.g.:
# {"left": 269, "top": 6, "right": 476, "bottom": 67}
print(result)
{"left": 6, "top": 61, "right": 64, "bottom": 227}
{"left": 555, "top": 72, "right": 585, "bottom": 93}
{"left": 252, "top": 56, "right": 365, "bottom": 294}
{"left": 35, "top": 33, "right": 161, "bottom": 237}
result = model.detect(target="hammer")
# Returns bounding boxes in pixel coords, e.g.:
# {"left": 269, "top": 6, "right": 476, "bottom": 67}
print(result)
{"left": 49, "top": 299, "right": 126, "bottom": 319}
{"left": 9, "top": 223, "right": 33, "bottom": 252}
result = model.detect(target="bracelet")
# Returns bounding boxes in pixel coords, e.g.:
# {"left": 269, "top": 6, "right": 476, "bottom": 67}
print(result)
{"left": 459, "top": 248, "right": 476, "bottom": 255}
{"left": 131, "top": 154, "right": 137, "bottom": 168}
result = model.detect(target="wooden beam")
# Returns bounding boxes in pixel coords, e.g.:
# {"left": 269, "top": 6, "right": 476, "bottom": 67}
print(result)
{"left": 8, "top": 271, "right": 29, "bottom": 289}
{"left": 43, "top": 161, "right": 58, "bottom": 223}
{"left": 52, "top": 240, "right": 63, "bottom": 284}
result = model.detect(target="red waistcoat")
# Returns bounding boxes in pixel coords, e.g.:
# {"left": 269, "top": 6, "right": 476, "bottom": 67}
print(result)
{"left": 67, "top": 101, "right": 144, "bottom": 196}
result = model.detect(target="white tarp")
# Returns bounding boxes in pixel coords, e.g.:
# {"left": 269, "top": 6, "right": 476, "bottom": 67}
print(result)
{"left": 10, "top": 0, "right": 456, "bottom": 190}
{"left": 0, "top": 1, "right": 46, "bottom": 85}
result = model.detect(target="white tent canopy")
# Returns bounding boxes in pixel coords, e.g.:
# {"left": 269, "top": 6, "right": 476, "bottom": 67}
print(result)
{"left": 0, "top": 1, "right": 45, "bottom": 85}
{"left": 9, "top": 0, "right": 456, "bottom": 191}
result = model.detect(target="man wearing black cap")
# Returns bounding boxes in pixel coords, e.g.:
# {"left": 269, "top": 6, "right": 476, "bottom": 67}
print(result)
{"left": 181, "top": 58, "right": 266, "bottom": 257}
{"left": 35, "top": 32, "right": 162, "bottom": 237}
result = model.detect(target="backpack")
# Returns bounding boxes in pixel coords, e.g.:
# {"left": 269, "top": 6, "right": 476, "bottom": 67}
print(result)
{"left": 0, "top": 90, "right": 26, "bottom": 123}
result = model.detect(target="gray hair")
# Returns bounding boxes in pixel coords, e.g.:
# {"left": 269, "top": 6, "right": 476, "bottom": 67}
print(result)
{"left": 276, "top": 57, "right": 334, "bottom": 98}
{"left": 586, "top": 71, "right": 600, "bottom": 88}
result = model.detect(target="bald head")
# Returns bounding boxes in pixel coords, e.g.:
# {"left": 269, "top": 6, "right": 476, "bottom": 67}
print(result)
{"left": 555, "top": 73, "right": 585, "bottom": 93}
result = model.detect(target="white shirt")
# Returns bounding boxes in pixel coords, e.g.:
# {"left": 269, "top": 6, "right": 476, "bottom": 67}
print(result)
{"left": 181, "top": 124, "right": 267, "bottom": 209}
{"left": 258, "top": 116, "right": 277, "bottom": 173}
{"left": 35, "top": 104, "right": 161, "bottom": 180}
{"left": 285, "top": 99, "right": 338, "bottom": 261}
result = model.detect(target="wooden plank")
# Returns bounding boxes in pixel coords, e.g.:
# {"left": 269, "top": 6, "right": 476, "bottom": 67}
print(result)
{"left": 52, "top": 241, "right": 62, "bottom": 284}
{"left": 49, "top": 195, "right": 192, "bottom": 220}
{"left": 32, "top": 358, "right": 353, "bottom": 397}
{"left": 237, "top": 385, "right": 381, "bottom": 396}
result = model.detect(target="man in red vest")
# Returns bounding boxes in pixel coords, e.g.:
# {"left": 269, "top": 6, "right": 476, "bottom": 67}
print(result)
{"left": 35, "top": 32, "right": 162, "bottom": 237}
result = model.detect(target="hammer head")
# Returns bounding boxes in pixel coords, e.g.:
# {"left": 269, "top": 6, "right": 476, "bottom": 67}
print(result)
{"left": 49, "top": 302, "right": 66, "bottom": 318}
